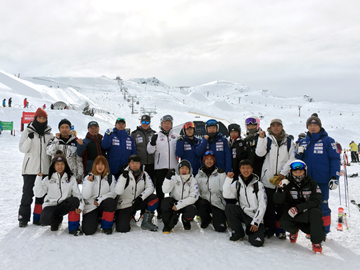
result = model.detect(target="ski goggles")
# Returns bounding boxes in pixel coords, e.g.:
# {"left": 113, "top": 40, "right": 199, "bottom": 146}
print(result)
{"left": 206, "top": 119, "right": 218, "bottom": 126}
{"left": 183, "top": 122, "right": 195, "bottom": 129}
{"left": 161, "top": 115, "right": 173, "bottom": 122}
{"left": 290, "top": 161, "right": 306, "bottom": 171}
{"left": 141, "top": 121, "right": 150, "bottom": 125}
{"left": 245, "top": 118, "right": 258, "bottom": 125}
{"left": 204, "top": 150, "right": 215, "bottom": 157}
{"left": 116, "top": 118, "right": 126, "bottom": 124}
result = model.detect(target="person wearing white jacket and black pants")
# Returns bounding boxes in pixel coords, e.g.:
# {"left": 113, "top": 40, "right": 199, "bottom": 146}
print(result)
{"left": 147, "top": 115, "right": 178, "bottom": 218}
{"left": 223, "top": 159, "right": 267, "bottom": 247}
{"left": 18, "top": 108, "right": 54, "bottom": 227}
{"left": 255, "top": 118, "right": 295, "bottom": 239}
{"left": 82, "top": 155, "right": 117, "bottom": 235}
{"left": 115, "top": 155, "right": 159, "bottom": 233}
{"left": 161, "top": 160, "right": 199, "bottom": 233}
{"left": 195, "top": 150, "right": 227, "bottom": 232}
{"left": 34, "top": 150, "right": 84, "bottom": 236}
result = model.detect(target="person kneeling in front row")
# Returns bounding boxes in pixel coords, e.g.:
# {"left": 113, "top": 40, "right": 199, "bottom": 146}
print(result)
{"left": 223, "top": 159, "right": 267, "bottom": 247}
{"left": 115, "top": 155, "right": 158, "bottom": 232}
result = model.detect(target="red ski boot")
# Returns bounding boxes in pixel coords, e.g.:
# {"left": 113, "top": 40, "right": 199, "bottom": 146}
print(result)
{"left": 289, "top": 230, "right": 299, "bottom": 243}
{"left": 312, "top": 243, "right": 322, "bottom": 254}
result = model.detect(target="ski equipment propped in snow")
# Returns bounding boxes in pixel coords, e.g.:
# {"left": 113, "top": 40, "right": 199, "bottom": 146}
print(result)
{"left": 350, "top": 200, "right": 360, "bottom": 211}
{"left": 337, "top": 207, "right": 344, "bottom": 231}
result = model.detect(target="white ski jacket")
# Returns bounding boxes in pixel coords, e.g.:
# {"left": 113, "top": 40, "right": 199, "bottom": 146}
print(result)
{"left": 33, "top": 172, "right": 84, "bottom": 210}
{"left": 147, "top": 130, "right": 178, "bottom": 170}
{"left": 46, "top": 135, "right": 84, "bottom": 180}
{"left": 223, "top": 174, "right": 267, "bottom": 227}
{"left": 82, "top": 173, "right": 117, "bottom": 214}
{"left": 19, "top": 122, "right": 53, "bottom": 175}
{"left": 255, "top": 134, "right": 295, "bottom": 189}
{"left": 162, "top": 172, "right": 199, "bottom": 210}
{"left": 115, "top": 167, "right": 154, "bottom": 210}
{"left": 195, "top": 167, "right": 226, "bottom": 210}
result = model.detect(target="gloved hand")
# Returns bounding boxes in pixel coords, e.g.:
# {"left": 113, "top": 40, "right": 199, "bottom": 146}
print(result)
{"left": 329, "top": 177, "right": 339, "bottom": 190}
{"left": 177, "top": 135, "right": 184, "bottom": 141}
{"left": 105, "top": 128, "right": 112, "bottom": 136}
{"left": 28, "top": 132, "right": 34, "bottom": 139}
{"left": 278, "top": 179, "right": 290, "bottom": 189}
{"left": 270, "top": 176, "right": 281, "bottom": 185}
{"left": 122, "top": 170, "right": 129, "bottom": 179}
{"left": 297, "top": 145, "right": 305, "bottom": 155}
{"left": 166, "top": 169, "right": 176, "bottom": 179}
{"left": 132, "top": 196, "right": 143, "bottom": 210}
{"left": 150, "top": 134, "right": 158, "bottom": 146}
{"left": 288, "top": 207, "right": 298, "bottom": 218}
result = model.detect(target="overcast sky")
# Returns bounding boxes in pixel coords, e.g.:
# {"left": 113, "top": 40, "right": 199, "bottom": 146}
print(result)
{"left": 0, "top": 0, "right": 359, "bottom": 103}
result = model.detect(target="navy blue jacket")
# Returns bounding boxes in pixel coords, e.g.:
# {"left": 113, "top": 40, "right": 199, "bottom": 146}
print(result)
{"left": 176, "top": 135, "right": 201, "bottom": 175}
{"left": 101, "top": 128, "right": 137, "bottom": 175}
{"left": 196, "top": 132, "right": 232, "bottom": 173}
{"left": 295, "top": 128, "right": 340, "bottom": 184}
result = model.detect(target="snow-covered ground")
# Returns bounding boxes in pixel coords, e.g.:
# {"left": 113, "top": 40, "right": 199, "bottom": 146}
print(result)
{"left": 1, "top": 71, "right": 359, "bottom": 269}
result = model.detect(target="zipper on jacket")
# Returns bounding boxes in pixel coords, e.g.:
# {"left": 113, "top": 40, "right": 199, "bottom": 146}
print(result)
{"left": 98, "top": 176, "right": 102, "bottom": 198}
{"left": 39, "top": 135, "right": 42, "bottom": 173}
{"left": 24, "top": 157, "right": 30, "bottom": 172}
{"left": 206, "top": 175, "right": 211, "bottom": 204}
{"left": 57, "top": 173, "right": 63, "bottom": 205}
{"left": 167, "top": 135, "right": 171, "bottom": 169}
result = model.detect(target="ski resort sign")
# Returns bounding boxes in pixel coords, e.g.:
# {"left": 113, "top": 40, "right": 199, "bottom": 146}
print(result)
{"left": 21, "top": 111, "right": 35, "bottom": 131}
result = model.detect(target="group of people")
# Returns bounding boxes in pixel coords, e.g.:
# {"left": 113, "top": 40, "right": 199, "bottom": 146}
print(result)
{"left": 2, "top": 97, "right": 12, "bottom": 107}
{"left": 18, "top": 108, "right": 340, "bottom": 254}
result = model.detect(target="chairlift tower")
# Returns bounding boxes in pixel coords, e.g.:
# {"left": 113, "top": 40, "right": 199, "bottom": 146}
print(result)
{"left": 140, "top": 107, "right": 157, "bottom": 118}
{"left": 128, "top": 95, "right": 138, "bottom": 114}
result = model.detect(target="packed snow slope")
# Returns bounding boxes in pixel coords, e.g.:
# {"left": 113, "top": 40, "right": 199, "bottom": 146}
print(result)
{"left": 1, "top": 70, "right": 360, "bottom": 269}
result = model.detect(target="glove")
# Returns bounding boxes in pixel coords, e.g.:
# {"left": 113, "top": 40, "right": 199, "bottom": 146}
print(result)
{"left": 177, "top": 135, "right": 184, "bottom": 141}
{"left": 150, "top": 134, "right": 158, "bottom": 146}
{"left": 122, "top": 170, "right": 129, "bottom": 179}
{"left": 105, "top": 128, "right": 112, "bottom": 136}
{"left": 166, "top": 169, "right": 176, "bottom": 179}
{"left": 270, "top": 176, "right": 282, "bottom": 186}
{"left": 297, "top": 145, "right": 305, "bottom": 155}
{"left": 288, "top": 207, "right": 298, "bottom": 218}
{"left": 329, "top": 177, "right": 339, "bottom": 190}
{"left": 28, "top": 132, "right": 34, "bottom": 139}
{"left": 132, "top": 196, "right": 143, "bottom": 210}
{"left": 278, "top": 179, "right": 290, "bottom": 189}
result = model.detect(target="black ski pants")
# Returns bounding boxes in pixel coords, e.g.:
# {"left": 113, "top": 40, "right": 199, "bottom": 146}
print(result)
{"left": 82, "top": 198, "right": 117, "bottom": 235}
{"left": 115, "top": 194, "right": 158, "bottom": 232}
{"left": 144, "top": 164, "right": 155, "bottom": 184}
{"left": 18, "top": 175, "right": 45, "bottom": 222}
{"left": 195, "top": 197, "right": 227, "bottom": 232}
{"left": 280, "top": 208, "right": 325, "bottom": 244}
{"left": 161, "top": 197, "right": 197, "bottom": 229}
{"left": 225, "top": 204, "right": 264, "bottom": 247}
{"left": 264, "top": 187, "right": 285, "bottom": 236}
{"left": 154, "top": 169, "right": 168, "bottom": 215}
{"left": 40, "top": 197, "right": 80, "bottom": 226}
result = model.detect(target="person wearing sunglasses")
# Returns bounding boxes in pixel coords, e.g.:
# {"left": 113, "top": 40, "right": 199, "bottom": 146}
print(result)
{"left": 147, "top": 114, "right": 178, "bottom": 219}
{"left": 101, "top": 118, "right": 137, "bottom": 179}
{"left": 273, "top": 160, "right": 325, "bottom": 254}
{"left": 131, "top": 115, "right": 156, "bottom": 181}
{"left": 295, "top": 113, "right": 340, "bottom": 235}
{"left": 223, "top": 159, "right": 267, "bottom": 247}
{"left": 243, "top": 115, "right": 265, "bottom": 178}
{"left": 255, "top": 118, "right": 295, "bottom": 239}
{"left": 227, "top": 123, "right": 247, "bottom": 180}
{"left": 195, "top": 150, "right": 227, "bottom": 232}
{"left": 176, "top": 121, "right": 201, "bottom": 175}
{"left": 195, "top": 119, "right": 231, "bottom": 173}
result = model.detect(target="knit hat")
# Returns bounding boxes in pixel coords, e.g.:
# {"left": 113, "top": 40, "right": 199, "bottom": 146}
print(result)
{"left": 58, "top": 119, "right": 72, "bottom": 129}
{"left": 306, "top": 113, "right": 322, "bottom": 128}
{"left": 128, "top": 155, "right": 141, "bottom": 163}
{"left": 270, "top": 118, "right": 282, "bottom": 125}
{"left": 34, "top": 107, "right": 48, "bottom": 118}
{"left": 179, "top": 160, "right": 191, "bottom": 170}
{"left": 202, "top": 150, "right": 216, "bottom": 163}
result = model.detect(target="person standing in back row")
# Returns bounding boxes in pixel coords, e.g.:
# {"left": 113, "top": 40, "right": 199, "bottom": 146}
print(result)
{"left": 147, "top": 115, "right": 178, "bottom": 219}
{"left": 131, "top": 115, "right": 156, "bottom": 181}
{"left": 18, "top": 108, "right": 54, "bottom": 227}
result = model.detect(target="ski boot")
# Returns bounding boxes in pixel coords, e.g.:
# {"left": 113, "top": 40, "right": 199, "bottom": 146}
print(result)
{"left": 141, "top": 210, "right": 158, "bottom": 231}
{"left": 289, "top": 230, "right": 299, "bottom": 243}
{"left": 69, "top": 227, "right": 83, "bottom": 236}
{"left": 278, "top": 232, "right": 286, "bottom": 240}
{"left": 182, "top": 216, "right": 191, "bottom": 230}
{"left": 312, "top": 243, "right": 322, "bottom": 254}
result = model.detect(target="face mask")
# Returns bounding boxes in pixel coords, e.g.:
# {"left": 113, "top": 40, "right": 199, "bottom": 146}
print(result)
{"left": 208, "top": 133, "right": 217, "bottom": 139}
{"left": 293, "top": 174, "right": 305, "bottom": 183}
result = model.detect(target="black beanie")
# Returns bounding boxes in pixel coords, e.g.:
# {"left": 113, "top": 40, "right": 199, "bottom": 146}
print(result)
{"left": 58, "top": 118, "right": 72, "bottom": 129}
{"left": 306, "top": 113, "right": 322, "bottom": 128}
{"left": 179, "top": 160, "right": 191, "bottom": 170}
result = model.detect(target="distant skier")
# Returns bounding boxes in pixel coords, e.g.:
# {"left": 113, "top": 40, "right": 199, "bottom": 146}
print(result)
{"left": 2, "top": 98, "right": 5, "bottom": 107}
{"left": 8, "top": 97, "right": 12, "bottom": 107}
{"left": 23, "top": 98, "right": 27, "bottom": 108}
{"left": 349, "top": 141, "right": 359, "bottom": 162}
{"left": 43, "top": 104, "right": 46, "bottom": 110}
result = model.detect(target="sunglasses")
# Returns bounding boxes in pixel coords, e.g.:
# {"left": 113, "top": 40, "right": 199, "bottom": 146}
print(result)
{"left": 245, "top": 118, "right": 258, "bottom": 125}
{"left": 290, "top": 161, "right": 306, "bottom": 171}
{"left": 117, "top": 118, "right": 125, "bottom": 121}
{"left": 204, "top": 150, "right": 215, "bottom": 156}
{"left": 142, "top": 121, "right": 150, "bottom": 125}
{"left": 206, "top": 119, "right": 218, "bottom": 126}
{"left": 184, "top": 122, "right": 195, "bottom": 129}
{"left": 161, "top": 115, "right": 173, "bottom": 122}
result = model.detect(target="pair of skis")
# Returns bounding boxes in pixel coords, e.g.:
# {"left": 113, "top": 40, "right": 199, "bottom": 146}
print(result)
{"left": 337, "top": 207, "right": 348, "bottom": 231}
